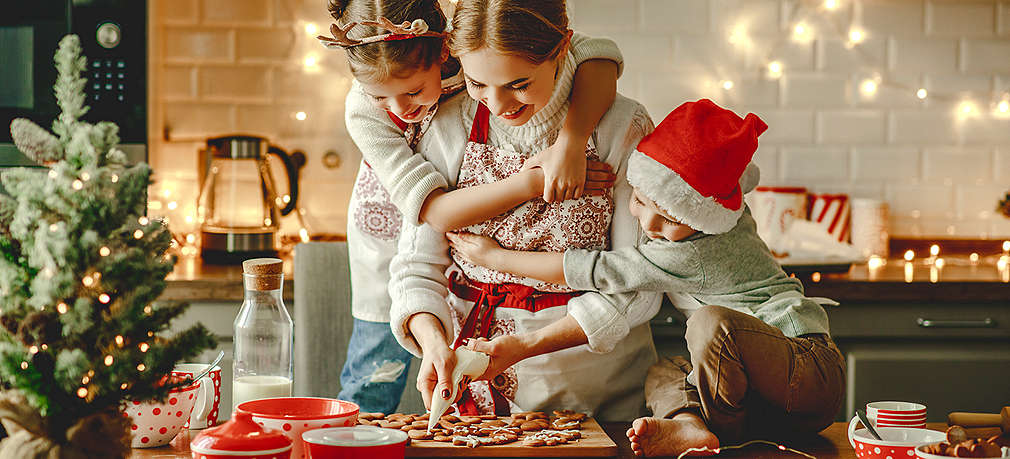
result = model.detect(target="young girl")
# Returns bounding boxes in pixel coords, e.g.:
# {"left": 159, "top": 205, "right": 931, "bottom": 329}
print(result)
{"left": 449, "top": 99, "right": 844, "bottom": 457}
{"left": 386, "top": 0, "right": 660, "bottom": 420}
{"left": 320, "top": 0, "right": 624, "bottom": 413}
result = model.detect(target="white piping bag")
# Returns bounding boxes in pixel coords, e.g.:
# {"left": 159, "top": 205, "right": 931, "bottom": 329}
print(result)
{"left": 427, "top": 347, "right": 490, "bottom": 432}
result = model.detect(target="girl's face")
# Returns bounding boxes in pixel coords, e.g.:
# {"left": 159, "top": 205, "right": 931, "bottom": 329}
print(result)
{"left": 458, "top": 46, "right": 565, "bottom": 126}
{"left": 359, "top": 62, "right": 444, "bottom": 124}
{"left": 629, "top": 188, "right": 698, "bottom": 242}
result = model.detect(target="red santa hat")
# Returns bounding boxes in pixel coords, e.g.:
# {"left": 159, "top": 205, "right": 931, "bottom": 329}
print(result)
{"left": 626, "top": 99, "right": 767, "bottom": 234}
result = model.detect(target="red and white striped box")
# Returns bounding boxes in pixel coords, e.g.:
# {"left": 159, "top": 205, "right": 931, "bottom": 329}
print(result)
{"left": 807, "top": 193, "right": 850, "bottom": 243}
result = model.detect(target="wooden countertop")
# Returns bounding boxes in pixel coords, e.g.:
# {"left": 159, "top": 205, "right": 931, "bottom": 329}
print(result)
{"left": 160, "top": 252, "right": 1010, "bottom": 303}
{"left": 130, "top": 422, "right": 947, "bottom": 458}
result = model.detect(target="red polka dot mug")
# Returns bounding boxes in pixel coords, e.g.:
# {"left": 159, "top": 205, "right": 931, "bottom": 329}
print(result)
{"left": 173, "top": 363, "right": 223, "bottom": 429}
{"left": 123, "top": 380, "right": 202, "bottom": 448}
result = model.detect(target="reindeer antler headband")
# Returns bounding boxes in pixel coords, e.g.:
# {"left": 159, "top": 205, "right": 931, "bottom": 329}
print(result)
{"left": 317, "top": 17, "right": 445, "bottom": 49}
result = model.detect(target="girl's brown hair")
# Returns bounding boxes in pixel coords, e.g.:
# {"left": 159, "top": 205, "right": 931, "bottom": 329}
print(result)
{"left": 449, "top": 0, "right": 569, "bottom": 64}
{"left": 327, "top": 0, "right": 447, "bottom": 83}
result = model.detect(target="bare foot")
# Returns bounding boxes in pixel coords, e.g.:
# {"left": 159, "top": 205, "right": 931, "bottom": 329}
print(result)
{"left": 626, "top": 412, "right": 719, "bottom": 457}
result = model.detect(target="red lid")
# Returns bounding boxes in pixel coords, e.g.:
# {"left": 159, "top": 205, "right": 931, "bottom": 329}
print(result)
{"left": 190, "top": 411, "right": 292, "bottom": 454}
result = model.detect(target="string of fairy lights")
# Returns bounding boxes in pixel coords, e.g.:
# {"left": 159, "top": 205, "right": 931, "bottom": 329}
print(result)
{"left": 716, "top": 0, "right": 1010, "bottom": 120}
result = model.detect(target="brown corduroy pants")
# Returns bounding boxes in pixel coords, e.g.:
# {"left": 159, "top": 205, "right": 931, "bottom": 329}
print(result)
{"left": 645, "top": 305, "right": 846, "bottom": 442}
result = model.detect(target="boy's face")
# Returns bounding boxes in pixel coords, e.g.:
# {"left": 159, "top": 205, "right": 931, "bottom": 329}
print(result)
{"left": 359, "top": 62, "right": 444, "bottom": 124}
{"left": 458, "top": 45, "right": 566, "bottom": 127}
{"left": 629, "top": 188, "right": 698, "bottom": 242}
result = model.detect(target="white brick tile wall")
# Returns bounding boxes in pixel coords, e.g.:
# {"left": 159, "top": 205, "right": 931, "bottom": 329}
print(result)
{"left": 161, "top": 65, "right": 196, "bottom": 100}
{"left": 852, "top": 147, "right": 921, "bottom": 182}
{"left": 198, "top": 66, "right": 272, "bottom": 102}
{"left": 995, "top": 148, "right": 1010, "bottom": 180}
{"left": 818, "top": 110, "right": 887, "bottom": 144}
{"left": 890, "top": 110, "right": 960, "bottom": 144}
{"left": 927, "top": 1, "right": 996, "bottom": 37}
{"left": 782, "top": 74, "right": 851, "bottom": 108}
{"left": 781, "top": 146, "right": 849, "bottom": 182}
{"left": 569, "top": 0, "right": 640, "bottom": 33}
{"left": 887, "top": 184, "right": 955, "bottom": 218}
{"left": 922, "top": 147, "right": 993, "bottom": 182}
{"left": 862, "top": 0, "right": 927, "bottom": 37}
{"left": 957, "top": 183, "right": 1008, "bottom": 219}
{"left": 642, "top": 0, "right": 710, "bottom": 34}
{"left": 889, "top": 38, "right": 960, "bottom": 74}
{"left": 758, "top": 110, "right": 815, "bottom": 143}
{"left": 201, "top": 0, "right": 272, "bottom": 26}
{"left": 962, "top": 39, "right": 1010, "bottom": 72}
{"left": 148, "top": 0, "right": 1010, "bottom": 237}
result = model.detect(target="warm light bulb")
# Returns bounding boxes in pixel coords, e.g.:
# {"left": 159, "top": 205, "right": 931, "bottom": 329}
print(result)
{"left": 133, "top": 229, "right": 144, "bottom": 239}
{"left": 185, "top": 233, "right": 196, "bottom": 244}
{"left": 916, "top": 88, "right": 928, "bottom": 99}
{"left": 115, "top": 335, "right": 124, "bottom": 346}
{"left": 49, "top": 223, "right": 59, "bottom": 232}
{"left": 110, "top": 174, "right": 119, "bottom": 183}
{"left": 998, "top": 100, "right": 1010, "bottom": 114}
{"left": 100, "top": 246, "right": 111, "bottom": 256}
{"left": 728, "top": 26, "right": 748, "bottom": 46}
{"left": 304, "top": 22, "right": 318, "bottom": 35}
{"left": 859, "top": 79, "right": 878, "bottom": 97}
{"left": 80, "top": 172, "right": 90, "bottom": 181}
{"left": 811, "top": 272, "right": 821, "bottom": 282}
{"left": 137, "top": 363, "right": 146, "bottom": 372}
{"left": 303, "top": 54, "right": 319, "bottom": 70}
{"left": 82, "top": 276, "right": 94, "bottom": 287}
{"left": 825, "top": 0, "right": 839, "bottom": 9}
{"left": 104, "top": 355, "right": 114, "bottom": 366}
{"left": 48, "top": 170, "right": 58, "bottom": 179}
{"left": 20, "top": 362, "right": 28, "bottom": 370}
{"left": 929, "top": 244, "right": 939, "bottom": 256}
{"left": 72, "top": 180, "right": 83, "bottom": 190}
{"left": 904, "top": 250, "right": 915, "bottom": 261}
{"left": 167, "top": 201, "right": 178, "bottom": 210}
{"left": 848, "top": 28, "right": 865, "bottom": 44}
{"left": 121, "top": 383, "right": 128, "bottom": 390}
{"left": 792, "top": 23, "right": 812, "bottom": 42}
{"left": 970, "top": 252, "right": 980, "bottom": 263}
{"left": 29, "top": 346, "right": 38, "bottom": 354}
{"left": 1003, "top": 240, "right": 1010, "bottom": 252}
{"left": 295, "top": 111, "right": 307, "bottom": 121}
{"left": 57, "top": 303, "right": 68, "bottom": 314}
{"left": 934, "top": 257, "right": 945, "bottom": 268}
{"left": 958, "top": 100, "right": 979, "bottom": 118}
{"left": 721, "top": 80, "right": 734, "bottom": 90}
{"left": 138, "top": 216, "right": 149, "bottom": 225}
{"left": 77, "top": 387, "right": 88, "bottom": 398}
{"left": 139, "top": 342, "right": 149, "bottom": 352}
{"left": 767, "top": 61, "right": 783, "bottom": 78}
{"left": 144, "top": 306, "right": 153, "bottom": 315}
{"left": 868, "top": 256, "right": 885, "bottom": 269}
{"left": 299, "top": 227, "right": 310, "bottom": 243}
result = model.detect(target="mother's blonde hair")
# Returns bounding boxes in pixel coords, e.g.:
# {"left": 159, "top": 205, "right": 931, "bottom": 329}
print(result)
{"left": 449, "top": 0, "right": 570, "bottom": 64}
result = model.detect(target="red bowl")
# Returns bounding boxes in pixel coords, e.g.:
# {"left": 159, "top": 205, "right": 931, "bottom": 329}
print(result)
{"left": 302, "top": 426, "right": 407, "bottom": 459}
{"left": 236, "top": 397, "right": 358, "bottom": 459}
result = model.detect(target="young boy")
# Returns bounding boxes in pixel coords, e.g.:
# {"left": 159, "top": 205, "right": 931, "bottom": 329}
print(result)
{"left": 449, "top": 99, "right": 845, "bottom": 457}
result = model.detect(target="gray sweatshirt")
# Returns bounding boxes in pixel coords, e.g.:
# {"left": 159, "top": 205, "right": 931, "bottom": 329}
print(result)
{"left": 563, "top": 207, "right": 831, "bottom": 338}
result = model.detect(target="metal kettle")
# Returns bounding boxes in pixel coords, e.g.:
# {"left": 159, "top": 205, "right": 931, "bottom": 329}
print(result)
{"left": 197, "top": 135, "right": 300, "bottom": 263}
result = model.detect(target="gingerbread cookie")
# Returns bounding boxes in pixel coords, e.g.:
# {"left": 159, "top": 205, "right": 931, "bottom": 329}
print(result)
{"left": 358, "top": 412, "right": 385, "bottom": 421}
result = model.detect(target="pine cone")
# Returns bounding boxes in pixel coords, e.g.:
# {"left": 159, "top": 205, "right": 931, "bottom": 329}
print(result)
{"left": 9, "top": 119, "right": 63, "bottom": 165}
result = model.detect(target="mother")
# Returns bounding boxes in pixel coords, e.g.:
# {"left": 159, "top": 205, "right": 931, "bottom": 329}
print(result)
{"left": 388, "top": 0, "right": 658, "bottom": 420}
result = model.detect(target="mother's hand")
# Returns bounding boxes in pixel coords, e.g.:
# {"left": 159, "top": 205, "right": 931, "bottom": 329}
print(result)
{"left": 464, "top": 336, "right": 530, "bottom": 382}
{"left": 416, "top": 342, "right": 459, "bottom": 410}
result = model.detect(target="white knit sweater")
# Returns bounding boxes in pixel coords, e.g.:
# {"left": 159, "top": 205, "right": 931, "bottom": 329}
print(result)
{"left": 343, "top": 34, "right": 624, "bottom": 323}
{"left": 387, "top": 51, "right": 661, "bottom": 421}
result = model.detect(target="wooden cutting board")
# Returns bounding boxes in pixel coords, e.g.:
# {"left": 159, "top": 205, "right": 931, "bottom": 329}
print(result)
{"left": 405, "top": 418, "right": 618, "bottom": 457}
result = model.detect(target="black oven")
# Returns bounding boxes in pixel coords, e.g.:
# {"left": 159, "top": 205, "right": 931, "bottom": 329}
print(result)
{"left": 0, "top": 0, "right": 146, "bottom": 174}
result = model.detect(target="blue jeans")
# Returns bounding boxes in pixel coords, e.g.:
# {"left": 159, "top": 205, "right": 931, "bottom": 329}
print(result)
{"left": 339, "top": 318, "right": 413, "bottom": 414}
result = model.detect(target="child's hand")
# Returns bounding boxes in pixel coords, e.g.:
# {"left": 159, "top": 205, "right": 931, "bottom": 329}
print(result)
{"left": 583, "top": 160, "right": 616, "bottom": 196}
{"left": 523, "top": 137, "right": 587, "bottom": 203}
{"left": 464, "top": 336, "right": 528, "bottom": 382}
{"left": 446, "top": 232, "right": 502, "bottom": 268}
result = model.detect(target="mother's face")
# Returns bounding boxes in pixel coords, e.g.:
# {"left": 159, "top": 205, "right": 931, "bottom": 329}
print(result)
{"left": 459, "top": 47, "right": 563, "bottom": 126}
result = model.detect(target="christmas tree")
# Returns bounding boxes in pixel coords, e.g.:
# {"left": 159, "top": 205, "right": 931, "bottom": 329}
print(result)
{"left": 0, "top": 35, "right": 216, "bottom": 458}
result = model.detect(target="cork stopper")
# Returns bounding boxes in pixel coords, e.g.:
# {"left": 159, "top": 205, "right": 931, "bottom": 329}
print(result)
{"left": 242, "top": 258, "right": 284, "bottom": 291}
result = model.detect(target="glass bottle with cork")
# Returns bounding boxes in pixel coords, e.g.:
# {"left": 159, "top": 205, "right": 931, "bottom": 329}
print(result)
{"left": 232, "top": 258, "right": 293, "bottom": 411}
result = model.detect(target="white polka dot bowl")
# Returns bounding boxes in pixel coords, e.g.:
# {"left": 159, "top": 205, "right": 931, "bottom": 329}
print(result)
{"left": 236, "top": 397, "right": 359, "bottom": 459}
{"left": 190, "top": 410, "right": 292, "bottom": 459}
{"left": 849, "top": 427, "right": 946, "bottom": 459}
{"left": 124, "top": 380, "right": 202, "bottom": 447}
